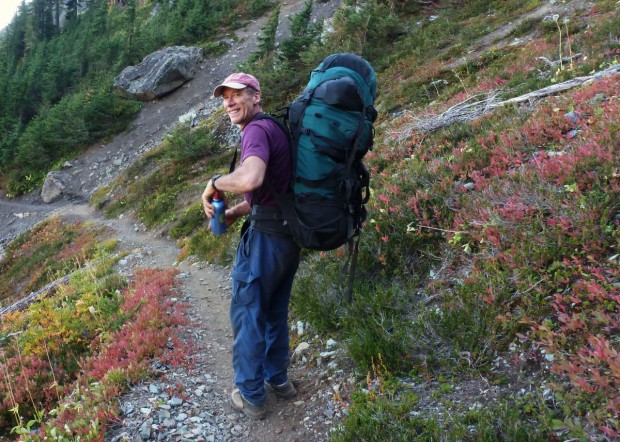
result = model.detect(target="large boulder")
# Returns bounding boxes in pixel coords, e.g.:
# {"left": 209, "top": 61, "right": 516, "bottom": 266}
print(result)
{"left": 113, "top": 46, "right": 203, "bottom": 101}
{"left": 41, "top": 171, "right": 68, "bottom": 203}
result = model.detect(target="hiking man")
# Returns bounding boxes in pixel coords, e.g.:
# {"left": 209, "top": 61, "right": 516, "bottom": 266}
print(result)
{"left": 202, "top": 73, "right": 299, "bottom": 419}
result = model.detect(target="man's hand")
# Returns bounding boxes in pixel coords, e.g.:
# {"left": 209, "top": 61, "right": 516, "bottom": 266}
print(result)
{"left": 201, "top": 156, "right": 264, "bottom": 221}
{"left": 202, "top": 181, "right": 217, "bottom": 219}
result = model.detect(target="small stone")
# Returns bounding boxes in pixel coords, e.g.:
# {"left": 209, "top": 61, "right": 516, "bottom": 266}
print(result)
{"left": 169, "top": 397, "right": 184, "bottom": 407}
{"left": 121, "top": 403, "right": 135, "bottom": 416}
{"left": 176, "top": 412, "right": 188, "bottom": 421}
{"left": 295, "top": 342, "right": 310, "bottom": 353}
{"left": 231, "top": 425, "right": 243, "bottom": 436}
{"left": 139, "top": 418, "right": 153, "bottom": 440}
{"left": 296, "top": 321, "right": 305, "bottom": 335}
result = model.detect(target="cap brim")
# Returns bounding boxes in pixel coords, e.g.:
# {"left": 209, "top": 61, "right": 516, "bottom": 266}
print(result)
{"left": 213, "top": 81, "right": 248, "bottom": 98}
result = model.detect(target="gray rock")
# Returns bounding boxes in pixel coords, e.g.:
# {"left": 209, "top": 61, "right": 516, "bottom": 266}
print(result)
{"left": 169, "top": 396, "right": 184, "bottom": 407}
{"left": 176, "top": 412, "right": 188, "bottom": 421}
{"left": 158, "top": 409, "right": 171, "bottom": 421}
{"left": 564, "top": 110, "right": 579, "bottom": 124}
{"left": 139, "top": 418, "right": 153, "bottom": 440}
{"left": 41, "top": 171, "right": 69, "bottom": 203}
{"left": 113, "top": 46, "right": 203, "bottom": 101}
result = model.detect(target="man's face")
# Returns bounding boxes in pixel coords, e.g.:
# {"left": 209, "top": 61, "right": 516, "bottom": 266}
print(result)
{"left": 221, "top": 87, "right": 260, "bottom": 128}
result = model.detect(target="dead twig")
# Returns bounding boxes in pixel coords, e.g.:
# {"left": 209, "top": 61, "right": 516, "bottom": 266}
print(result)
{"left": 537, "top": 52, "right": 582, "bottom": 68}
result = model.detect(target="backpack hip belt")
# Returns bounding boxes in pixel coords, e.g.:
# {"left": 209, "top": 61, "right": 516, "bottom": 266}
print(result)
{"left": 248, "top": 204, "right": 291, "bottom": 236}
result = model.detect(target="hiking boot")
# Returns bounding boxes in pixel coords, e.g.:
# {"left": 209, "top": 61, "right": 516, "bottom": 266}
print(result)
{"left": 265, "top": 380, "right": 297, "bottom": 399}
{"left": 230, "top": 389, "right": 265, "bottom": 420}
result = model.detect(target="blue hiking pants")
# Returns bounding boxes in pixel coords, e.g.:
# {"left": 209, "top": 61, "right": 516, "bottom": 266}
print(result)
{"left": 230, "top": 225, "right": 300, "bottom": 406}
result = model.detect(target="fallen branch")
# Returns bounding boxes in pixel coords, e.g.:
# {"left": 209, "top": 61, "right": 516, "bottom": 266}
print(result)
{"left": 400, "top": 63, "right": 620, "bottom": 135}
{"left": 0, "top": 255, "right": 119, "bottom": 317}
{"left": 393, "top": 92, "right": 501, "bottom": 141}
{"left": 0, "top": 275, "right": 72, "bottom": 316}
{"left": 491, "top": 63, "right": 619, "bottom": 107}
{"left": 537, "top": 53, "right": 582, "bottom": 68}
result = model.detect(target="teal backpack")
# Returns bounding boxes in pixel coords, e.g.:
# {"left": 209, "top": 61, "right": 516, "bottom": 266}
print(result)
{"left": 276, "top": 53, "right": 378, "bottom": 252}
{"left": 247, "top": 53, "right": 377, "bottom": 300}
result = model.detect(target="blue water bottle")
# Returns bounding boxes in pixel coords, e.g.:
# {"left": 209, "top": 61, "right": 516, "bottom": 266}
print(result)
{"left": 210, "top": 191, "right": 227, "bottom": 235}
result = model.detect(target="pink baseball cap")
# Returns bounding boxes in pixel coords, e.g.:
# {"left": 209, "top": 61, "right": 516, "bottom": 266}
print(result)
{"left": 213, "top": 72, "right": 261, "bottom": 98}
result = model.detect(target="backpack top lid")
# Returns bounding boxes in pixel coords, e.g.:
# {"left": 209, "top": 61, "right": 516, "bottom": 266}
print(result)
{"left": 316, "top": 53, "right": 377, "bottom": 101}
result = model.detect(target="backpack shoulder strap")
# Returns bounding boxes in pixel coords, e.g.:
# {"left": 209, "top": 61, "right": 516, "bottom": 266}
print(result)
{"left": 248, "top": 112, "right": 294, "bottom": 193}
{"left": 229, "top": 112, "right": 291, "bottom": 174}
{"left": 250, "top": 112, "right": 291, "bottom": 144}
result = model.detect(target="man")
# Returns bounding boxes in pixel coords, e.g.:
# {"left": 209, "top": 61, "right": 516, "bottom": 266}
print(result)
{"left": 202, "top": 73, "right": 300, "bottom": 420}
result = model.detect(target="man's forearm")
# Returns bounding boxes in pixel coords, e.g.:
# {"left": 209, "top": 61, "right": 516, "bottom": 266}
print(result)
{"left": 226, "top": 201, "right": 251, "bottom": 222}
{"left": 211, "top": 156, "right": 266, "bottom": 194}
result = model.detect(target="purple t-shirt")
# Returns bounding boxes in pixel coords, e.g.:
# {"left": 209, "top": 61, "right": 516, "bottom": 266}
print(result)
{"left": 241, "top": 116, "right": 291, "bottom": 207}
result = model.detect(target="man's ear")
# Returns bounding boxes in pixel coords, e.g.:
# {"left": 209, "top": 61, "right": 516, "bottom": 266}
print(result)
{"left": 253, "top": 92, "right": 261, "bottom": 105}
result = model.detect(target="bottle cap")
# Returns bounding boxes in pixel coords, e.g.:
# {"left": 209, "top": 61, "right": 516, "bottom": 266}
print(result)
{"left": 213, "top": 190, "right": 220, "bottom": 200}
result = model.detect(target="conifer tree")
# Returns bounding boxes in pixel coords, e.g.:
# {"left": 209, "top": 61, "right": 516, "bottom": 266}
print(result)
{"left": 279, "top": 0, "right": 321, "bottom": 68}
{"left": 30, "top": 0, "right": 56, "bottom": 41}
{"left": 65, "top": 0, "right": 78, "bottom": 21}
{"left": 250, "top": 4, "right": 280, "bottom": 63}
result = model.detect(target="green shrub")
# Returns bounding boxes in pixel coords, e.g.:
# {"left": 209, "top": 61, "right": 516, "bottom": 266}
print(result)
{"left": 343, "top": 282, "right": 416, "bottom": 372}
{"left": 161, "top": 121, "right": 220, "bottom": 164}
{"left": 169, "top": 203, "right": 206, "bottom": 239}
{"left": 331, "top": 391, "right": 437, "bottom": 442}
{"left": 291, "top": 251, "right": 349, "bottom": 332}
{"left": 181, "top": 222, "right": 241, "bottom": 265}
{"left": 138, "top": 190, "right": 179, "bottom": 227}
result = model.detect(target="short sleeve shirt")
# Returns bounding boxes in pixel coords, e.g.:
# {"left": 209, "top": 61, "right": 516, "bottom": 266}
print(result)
{"left": 241, "top": 115, "right": 291, "bottom": 207}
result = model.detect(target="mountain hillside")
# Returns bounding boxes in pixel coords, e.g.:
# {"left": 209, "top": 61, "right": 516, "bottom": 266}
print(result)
{"left": 0, "top": 0, "right": 619, "bottom": 440}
